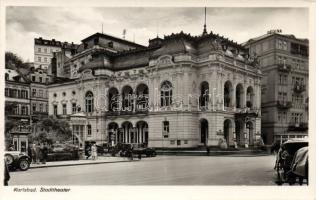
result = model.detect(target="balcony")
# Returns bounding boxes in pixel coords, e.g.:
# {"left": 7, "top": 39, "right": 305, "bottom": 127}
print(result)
{"left": 277, "top": 63, "right": 291, "bottom": 73}
{"left": 277, "top": 101, "right": 292, "bottom": 110}
{"left": 235, "top": 108, "right": 259, "bottom": 118}
{"left": 107, "top": 109, "right": 149, "bottom": 116}
{"left": 293, "top": 84, "right": 306, "bottom": 93}
{"left": 288, "top": 122, "right": 308, "bottom": 131}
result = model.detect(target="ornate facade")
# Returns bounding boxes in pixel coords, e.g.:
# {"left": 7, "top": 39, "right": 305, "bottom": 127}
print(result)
{"left": 48, "top": 31, "right": 262, "bottom": 148}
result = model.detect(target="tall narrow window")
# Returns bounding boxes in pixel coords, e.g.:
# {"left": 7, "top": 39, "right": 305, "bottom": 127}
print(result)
{"left": 85, "top": 91, "right": 94, "bottom": 113}
{"left": 72, "top": 103, "right": 77, "bottom": 114}
{"left": 62, "top": 104, "right": 67, "bottom": 115}
{"left": 163, "top": 121, "right": 169, "bottom": 138}
{"left": 87, "top": 124, "right": 92, "bottom": 136}
{"left": 54, "top": 105, "right": 58, "bottom": 116}
{"left": 160, "top": 81, "right": 173, "bottom": 107}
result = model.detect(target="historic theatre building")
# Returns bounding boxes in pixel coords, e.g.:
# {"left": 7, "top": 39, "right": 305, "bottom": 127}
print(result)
{"left": 48, "top": 29, "right": 262, "bottom": 149}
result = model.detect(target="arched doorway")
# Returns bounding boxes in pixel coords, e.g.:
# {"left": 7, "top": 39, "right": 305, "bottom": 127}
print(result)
{"left": 200, "top": 119, "right": 208, "bottom": 145}
{"left": 224, "top": 119, "right": 232, "bottom": 147}
{"left": 236, "top": 84, "right": 244, "bottom": 109}
{"left": 136, "top": 121, "right": 149, "bottom": 146}
{"left": 108, "top": 122, "right": 118, "bottom": 146}
{"left": 200, "top": 81, "right": 209, "bottom": 109}
{"left": 235, "top": 119, "right": 244, "bottom": 146}
{"left": 246, "top": 121, "right": 254, "bottom": 146}
{"left": 224, "top": 81, "right": 233, "bottom": 108}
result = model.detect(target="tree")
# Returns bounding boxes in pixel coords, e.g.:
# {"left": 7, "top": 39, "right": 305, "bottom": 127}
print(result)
{"left": 35, "top": 117, "right": 72, "bottom": 143}
{"left": 5, "top": 51, "right": 30, "bottom": 69}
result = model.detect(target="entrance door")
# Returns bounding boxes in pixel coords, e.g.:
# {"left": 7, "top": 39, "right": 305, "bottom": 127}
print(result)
{"left": 200, "top": 119, "right": 208, "bottom": 145}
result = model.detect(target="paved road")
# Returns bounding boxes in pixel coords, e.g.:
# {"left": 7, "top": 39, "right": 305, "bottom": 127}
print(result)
{"left": 10, "top": 155, "right": 276, "bottom": 185}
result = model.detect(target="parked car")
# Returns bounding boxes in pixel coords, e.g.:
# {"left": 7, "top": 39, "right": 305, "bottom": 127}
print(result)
{"left": 4, "top": 151, "right": 30, "bottom": 171}
{"left": 133, "top": 147, "right": 157, "bottom": 157}
{"left": 275, "top": 139, "right": 308, "bottom": 185}
{"left": 47, "top": 143, "right": 79, "bottom": 161}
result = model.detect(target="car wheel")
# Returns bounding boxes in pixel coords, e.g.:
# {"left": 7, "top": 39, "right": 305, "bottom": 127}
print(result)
{"left": 19, "top": 159, "right": 30, "bottom": 171}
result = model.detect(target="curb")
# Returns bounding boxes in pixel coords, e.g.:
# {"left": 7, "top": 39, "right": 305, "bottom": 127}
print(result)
{"left": 30, "top": 159, "right": 139, "bottom": 169}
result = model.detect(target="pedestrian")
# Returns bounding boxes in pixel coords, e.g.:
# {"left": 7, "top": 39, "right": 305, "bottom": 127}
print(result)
{"left": 85, "top": 144, "right": 91, "bottom": 160}
{"left": 206, "top": 146, "right": 210, "bottom": 156}
{"left": 27, "top": 145, "right": 33, "bottom": 162}
{"left": 8, "top": 144, "right": 15, "bottom": 151}
{"left": 41, "top": 142, "right": 48, "bottom": 164}
{"left": 138, "top": 153, "right": 142, "bottom": 160}
{"left": 91, "top": 144, "right": 97, "bottom": 160}
{"left": 4, "top": 161, "right": 10, "bottom": 186}
{"left": 31, "top": 143, "right": 37, "bottom": 164}
{"left": 35, "top": 142, "right": 41, "bottom": 164}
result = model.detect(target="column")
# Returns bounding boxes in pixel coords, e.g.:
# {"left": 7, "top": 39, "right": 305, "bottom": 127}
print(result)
{"left": 232, "top": 85, "right": 236, "bottom": 110}
{"left": 133, "top": 93, "right": 136, "bottom": 112}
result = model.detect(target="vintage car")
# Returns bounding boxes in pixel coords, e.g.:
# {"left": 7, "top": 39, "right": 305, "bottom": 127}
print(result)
{"left": 47, "top": 143, "right": 79, "bottom": 161}
{"left": 275, "top": 139, "right": 308, "bottom": 185}
{"left": 4, "top": 151, "right": 31, "bottom": 171}
{"left": 133, "top": 147, "right": 157, "bottom": 157}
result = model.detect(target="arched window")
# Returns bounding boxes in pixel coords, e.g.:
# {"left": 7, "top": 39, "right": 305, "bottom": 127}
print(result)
{"left": 200, "top": 82, "right": 209, "bottom": 109}
{"left": 160, "top": 81, "right": 172, "bottom": 107}
{"left": 85, "top": 91, "right": 94, "bottom": 113}
{"left": 246, "top": 86, "right": 254, "bottom": 109}
{"left": 224, "top": 81, "right": 233, "bottom": 107}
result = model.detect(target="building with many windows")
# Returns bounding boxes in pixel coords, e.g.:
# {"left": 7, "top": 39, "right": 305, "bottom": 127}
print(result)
{"left": 244, "top": 30, "right": 309, "bottom": 144}
{"left": 48, "top": 30, "right": 262, "bottom": 149}
{"left": 29, "top": 67, "right": 51, "bottom": 130}
{"left": 5, "top": 68, "right": 31, "bottom": 153}
{"left": 34, "top": 37, "right": 78, "bottom": 69}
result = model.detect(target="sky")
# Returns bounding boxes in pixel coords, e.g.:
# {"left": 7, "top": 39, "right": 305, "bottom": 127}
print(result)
{"left": 5, "top": 7, "right": 309, "bottom": 62}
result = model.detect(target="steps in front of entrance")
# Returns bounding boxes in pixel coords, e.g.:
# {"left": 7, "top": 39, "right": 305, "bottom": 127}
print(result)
{"left": 155, "top": 148, "right": 269, "bottom": 156}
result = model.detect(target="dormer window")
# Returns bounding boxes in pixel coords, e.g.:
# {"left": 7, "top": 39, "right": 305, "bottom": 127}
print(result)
{"left": 84, "top": 43, "right": 88, "bottom": 49}
{"left": 108, "top": 41, "right": 113, "bottom": 48}
{"left": 93, "top": 38, "right": 99, "bottom": 45}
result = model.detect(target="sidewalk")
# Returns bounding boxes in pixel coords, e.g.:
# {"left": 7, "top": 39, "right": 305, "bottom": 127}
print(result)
{"left": 30, "top": 156, "right": 137, "bottom": 169}
{"left": 156, "top": 149, "right": 270, "bottom": 156}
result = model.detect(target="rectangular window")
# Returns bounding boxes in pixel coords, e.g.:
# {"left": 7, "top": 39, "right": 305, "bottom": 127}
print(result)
{"left": 54, "top": 105, "right": 58, "bottom": 115}
{"left": 32, "top": 103, "right": 36, "bottom": 112}
{"left": 39, "top": 103, "right": 43, "bottom": 112}
{"left": 87, "top": 125, "right": 92, "bottom": 136}
{"left": 38, "top": 57, "right": 41, "bottom": 62}
{"left": 163, "top": 121, "right": 169, "bottom": 138}
{"left": 62, "top": 104, "right": 67, "bottom": 115}
{"left": 32, "top": 89, "right": 36, "bottom": 97}
{"left": 32, "top": 76, "right": 35, "bottom": 82}
{"left": 72, "top": 103, "right": 77, "bottom": 114}
{"left": 177, "top": 140, "right": 181, "bottom": 146}
{"left": 44, "top": 48, "right": 47, "bottom": 53}
{"left": 170, "top": 140, "right": 175, "bottom": 145}
{"left": 39, "top": 77, "right": 43, "bottom": 83}
{"left": 21, "top": 106, "right": 28, "bottom": 115}
{"left": 5, "top": 88, "right": 9, "bottom": 97}
{"left": 38, "top": 89, "right": 43, "bottom": 98}
{"left": 44, "top": 57, "right": 47, "bottom": 63}
{"left": 38, "top": 47, "right": 41, "bottom": 52}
